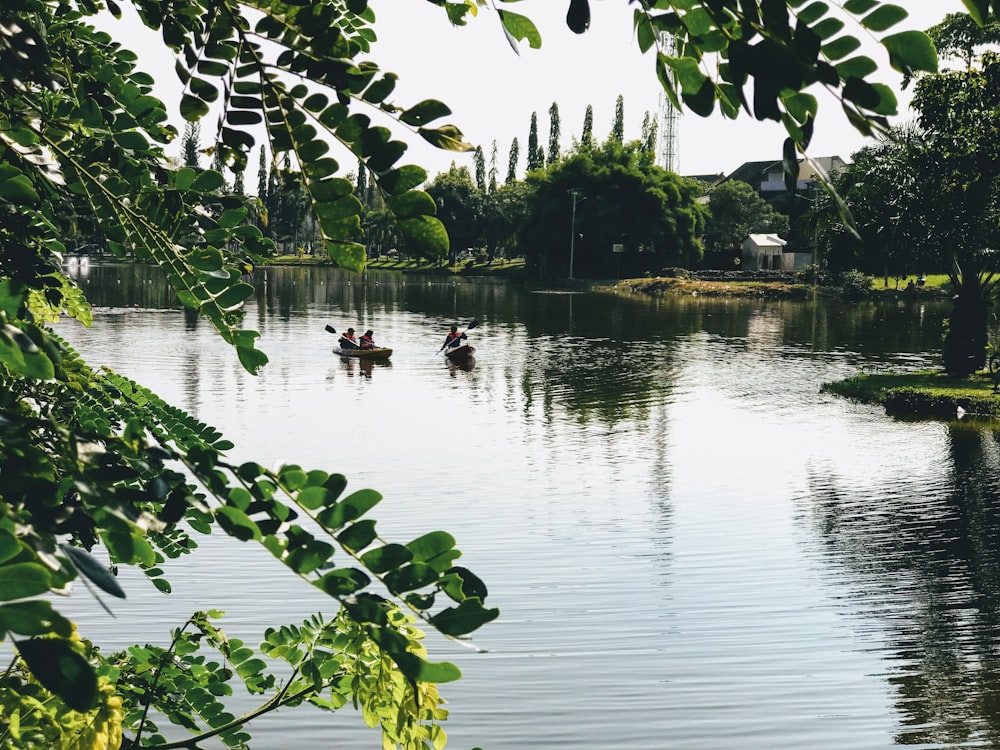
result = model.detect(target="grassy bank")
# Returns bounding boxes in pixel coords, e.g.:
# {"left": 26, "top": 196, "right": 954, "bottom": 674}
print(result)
{"left": 269, "top": 254, "right": 527, "bottom": 276}
{"left": 612, "top": 274, "right": 951, "bottom": 300}
{"left": 822, "top": 369, "right": 1000, "bottom": 420}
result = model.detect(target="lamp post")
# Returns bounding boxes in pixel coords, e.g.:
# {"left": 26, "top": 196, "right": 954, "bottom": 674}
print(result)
{"left": 568, "top": 188, "right": 585, "bottom": 280}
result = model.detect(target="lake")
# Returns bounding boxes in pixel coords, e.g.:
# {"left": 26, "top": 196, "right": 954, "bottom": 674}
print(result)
{"left": 53, "top": 262, "right": 1000, "bottom": 749}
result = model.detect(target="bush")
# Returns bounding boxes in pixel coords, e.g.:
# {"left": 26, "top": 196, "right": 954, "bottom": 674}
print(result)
{"left": 840, "top": 270, "right": 874, "bottom": 300}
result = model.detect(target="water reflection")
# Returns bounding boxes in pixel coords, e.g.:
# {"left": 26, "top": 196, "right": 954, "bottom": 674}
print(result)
{"left": 334, "top": 356, "right": 393, "bottom": 379}
{"left": 61, "top": 262, "right": 1000, "bottom": 749}
{"left": 802, "top": 422, "right": 1000, "bottom": 747}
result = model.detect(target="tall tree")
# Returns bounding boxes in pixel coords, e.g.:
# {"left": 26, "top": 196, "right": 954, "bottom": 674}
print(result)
{"left": 474, "top": 145, "right": 487, "bottom": 192}
{"left": 355, "top": 157, "right": 368, "bottom": 208}
{"left": 581, "top": 104, "right": 594, "bottom": 148}
{"left": 548, "top": 102, "right": 562, "bottom": 163}
{"left": 506, "top": 138, "right": 520, "bottom": 185}
{"left": 611, "top": 95, "right": 625, "bottom": 143}
{"left": 832, "top": 124, "right": 931, "bottom": 280}
{"left": 912, "top": 52, "right": 1000, "bottom": 376}
{"left": 489, "top": 140, "right": 499, "bottom": 193}
{"left": 527, "top": 112, "right": 541, "bottom": 172}
{"left": 257, "top": 145, "right": 268, "bottom": 201}
{"left": 640, "top": 111, "right": 658, "bottom": 155}
{"left": 181, "top": 122, "right": 201, "bottom": 167}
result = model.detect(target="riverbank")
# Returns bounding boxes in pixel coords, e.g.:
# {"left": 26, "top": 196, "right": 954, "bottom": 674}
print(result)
{"left": 821, "top": 370, "right": 1000, "bottom": 420}
{"left": 609, "top": 272, "right": 996, "bottom": 421}
{"left": 609, "top": 272, "right": 951, "bottom": 301}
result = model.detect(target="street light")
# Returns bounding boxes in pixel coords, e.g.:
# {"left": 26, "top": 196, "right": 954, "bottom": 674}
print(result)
{"left": 568, "top": 188, "right": 585, "bottom": 280}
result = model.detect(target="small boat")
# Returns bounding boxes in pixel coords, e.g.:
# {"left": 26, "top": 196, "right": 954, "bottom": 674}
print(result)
{"left": 444, "top": 344, "right": 475, "bottom": 361}
{"left": 333, "top": 346, "right": 393, "bottom": 360}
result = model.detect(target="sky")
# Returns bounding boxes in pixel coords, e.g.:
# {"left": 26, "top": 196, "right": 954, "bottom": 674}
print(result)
{"left": 105, "top": 0, "right": 968, "bottom": 182}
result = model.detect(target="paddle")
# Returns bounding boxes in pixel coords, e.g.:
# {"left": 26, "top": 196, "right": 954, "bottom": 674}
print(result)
{"left": 325, "top": 324, "right": 358, "bottom": 349}
{"left": 439, "top": 319, "right": 480, "bottom": 353}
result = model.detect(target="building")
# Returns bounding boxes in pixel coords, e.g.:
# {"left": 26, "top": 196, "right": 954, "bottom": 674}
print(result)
{"left": 742, "top": 233, "right": 788, "bottom": 270}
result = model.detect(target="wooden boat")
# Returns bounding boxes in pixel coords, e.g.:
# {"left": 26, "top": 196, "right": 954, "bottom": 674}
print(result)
{"left": 333, "top": 345, "right": 393, "bottom": 360}
{"left": 444, "top": 344, "right": 475, "bottom": 361}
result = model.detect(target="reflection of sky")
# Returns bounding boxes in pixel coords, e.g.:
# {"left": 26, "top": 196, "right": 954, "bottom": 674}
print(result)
{"left": 48, "top": 268, "right": 978, "bottom": 749}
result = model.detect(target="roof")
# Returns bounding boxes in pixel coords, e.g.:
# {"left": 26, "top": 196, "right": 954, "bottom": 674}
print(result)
{"left": 745, "top": 233, "right": 788, "bottom": 248}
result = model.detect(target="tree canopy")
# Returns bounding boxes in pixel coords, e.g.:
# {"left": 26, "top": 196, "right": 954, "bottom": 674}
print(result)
{"left": 519, "top": 139, "right": 707, "bottom": 277}
{"left": 704, "top": 180, "right": 790, "bottom": 252}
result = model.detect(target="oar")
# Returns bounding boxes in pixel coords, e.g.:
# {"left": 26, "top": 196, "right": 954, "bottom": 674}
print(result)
{"left": 325, "top": 324, "right": 358, "bottom": 349}
{"left": 439, "top": 319, "right": 480, "bottom": 352}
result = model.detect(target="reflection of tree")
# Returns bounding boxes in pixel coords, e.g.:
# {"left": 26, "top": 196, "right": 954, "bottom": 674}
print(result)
{"left": 802, "top": 424, "right": 1000, "bottom": 746}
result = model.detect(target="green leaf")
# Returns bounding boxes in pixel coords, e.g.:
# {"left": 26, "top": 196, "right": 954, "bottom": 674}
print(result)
{"left": 418, "top": 125, "right": 473, "bottom": 152}
{"left": 835, "top": 55, "right": 879, "bottom": 80}
{"left": 114, "top": 131, "right": 149, "bottom": 151}
{"left": 441, "top": 565, "right": 488, "bottom": 602}
{"left": 566, "top": 0, "right": 590, "bottom": 33}
{"left": 102, "top": 529, "right": 157, "bottom": 566}
{"left": 0, "top": 601, "right": 72, "bottom": 637}
{"left": 399, "top": 99, "right": 452, "bottom": 127}
{"left": 386, "top": 190, "right": 436, "bottom": 220}
{"left": 361, "top": 543, "right": 412, "bottom": 574}
{"left": 0, "top": 528, "right": 20, "bottom": 565}
{"left": 325, "top": 241, "right": 367, "bottom": 271}
{"left": 174, "top": 167, "right": 197, "bottom": 191}
{"left": 391, "top": 651, "right": 462, "bottom": 684}
{"left": 61, "top": 546, "right": 126, "bottom": 599}
{"left": 860, "top": 4, "right": 907, "bottom": 31}
{"left": 285, "top": 540, "right": 334, "bottom": 574}
{"left": 430, "top": 599, "right": 499, "bottom": 637}
{"left": 337, "top": 519, "right": 377, "bottom": 551}
{"left": 399, "top": 215, "right": 449, "bottom": 259}
{"left": 0, "top": 174, "right": 39, "bottom": 204}
{"left": 16, "top": 638, "right": 98, "bottom": 711}
{"left": 191, "top": 170, "right": 226, "bottom": 192}
{"left": 316, "top": 568, "right": 370, "bottom": 596}
{"left": 216, "top": 506, "right": 261, "bottom": 541}
{"left": 377, "top": 165, "right": 427, "bottom": 195}
{"left": 189, "top": 247, "right": 225, "bottom": 272}
{"left": 881, "top": 30, "right": 938, "bottom": 75}
{"left": 297, "top": 487, "right": 332, "bottom": 510}
{"left": 406, "top": 531, "right": 455, "bottom": 563}
{"left": 325, "top": 489, "right": 382, "bottom": 528}
{"left": 498, "top": 9, "right": 542, "bottom": 50}
{"left": 0, "top": 563, "right": 51, "bottom": 600}
{"left": 383, "top": 563, "right": 437, "bottom": 593}
{"left": 181, "top": 93, "right": 211, "bottom": 120}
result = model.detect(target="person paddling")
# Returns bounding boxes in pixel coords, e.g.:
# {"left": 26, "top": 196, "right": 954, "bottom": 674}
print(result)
{"left": 359, "top": 330, "right": 376, "bottom": 350}
{"left": 339, "top": 327, "right": 358, "bottom": 349}
{"left": 440, "top": 324, "right": 467, "bottom": 351}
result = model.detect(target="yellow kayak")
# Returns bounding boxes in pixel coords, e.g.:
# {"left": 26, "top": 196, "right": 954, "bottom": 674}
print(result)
{"left": 334, "top": 346, "right": 392, "bottom": 360}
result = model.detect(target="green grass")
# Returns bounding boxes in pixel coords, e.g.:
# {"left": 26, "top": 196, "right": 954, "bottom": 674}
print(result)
{"left": 822, "top": 368, "right": 1000, "bottom": 418}
{"left": 264, "top": 254, "right": 527, "bottom": 275}
{"left": 872, "top": 273, "right": 951, "bottom": 291}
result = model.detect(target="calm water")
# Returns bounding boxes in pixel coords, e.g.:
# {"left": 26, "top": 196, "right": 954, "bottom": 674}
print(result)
{"left": 50, "top": 262, "right": 1000, "bottom": 749}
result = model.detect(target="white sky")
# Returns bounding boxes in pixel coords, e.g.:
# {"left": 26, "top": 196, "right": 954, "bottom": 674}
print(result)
{"left": 105, "top": 0, "right": 967, "bottom": 181}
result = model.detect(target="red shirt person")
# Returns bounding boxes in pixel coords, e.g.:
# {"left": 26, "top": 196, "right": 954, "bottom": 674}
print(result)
{"left": 359, "top": 330, "right": 376, "bottom": 349}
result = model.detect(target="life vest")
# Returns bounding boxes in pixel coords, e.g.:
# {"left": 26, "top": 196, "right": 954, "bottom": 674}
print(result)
{"left": 343, "top": 332, "right": 356, "bottom": 342}
{"left": 360, "top": 334, "right": 374, "bottom": 349}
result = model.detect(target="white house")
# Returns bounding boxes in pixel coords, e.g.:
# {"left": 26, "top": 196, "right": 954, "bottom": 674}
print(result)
{"left": 742, "top": 233, "right": 788, "bottom": 270}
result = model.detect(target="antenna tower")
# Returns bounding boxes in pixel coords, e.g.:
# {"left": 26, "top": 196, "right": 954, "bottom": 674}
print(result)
{"left": 657, "top": 31, "right": 680, "bottom": 174}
